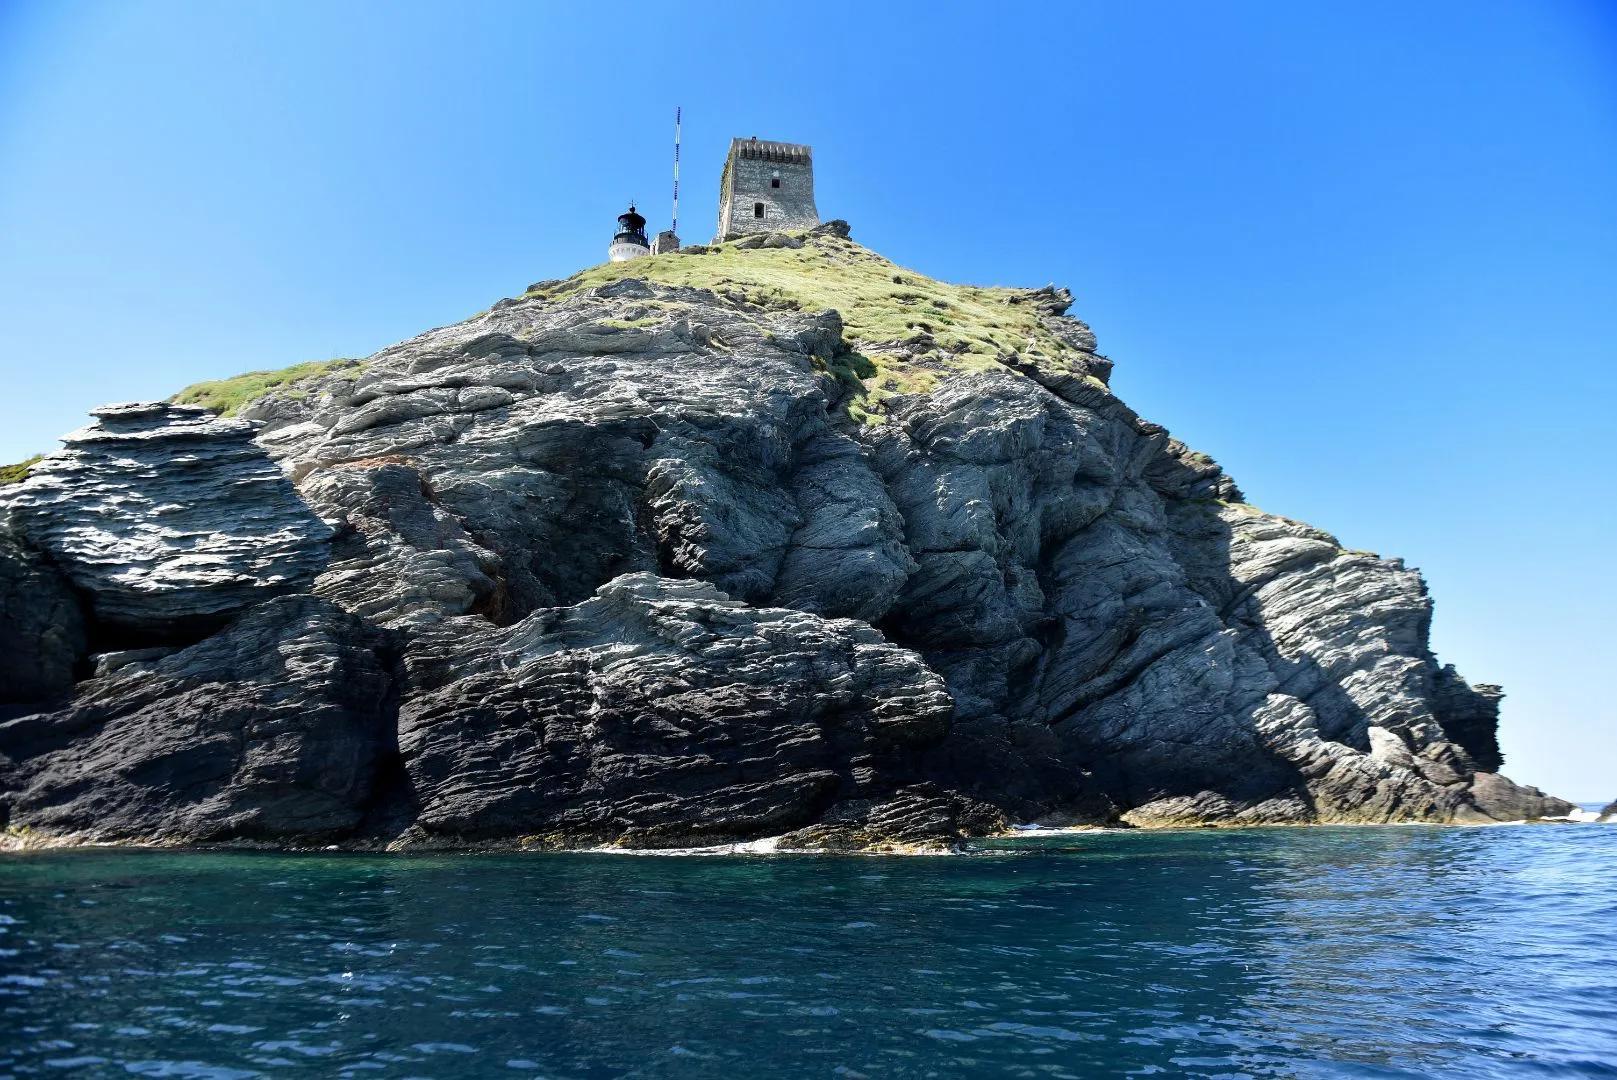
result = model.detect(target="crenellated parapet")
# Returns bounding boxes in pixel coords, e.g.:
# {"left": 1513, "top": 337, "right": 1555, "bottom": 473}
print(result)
{"left": 716, "top": 136, "right": 819, "bottom": 241}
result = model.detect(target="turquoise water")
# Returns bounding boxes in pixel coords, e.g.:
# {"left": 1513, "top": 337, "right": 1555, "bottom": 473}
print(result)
{"left": 2, "top": 825, "right": 1614, "bottom": 1078}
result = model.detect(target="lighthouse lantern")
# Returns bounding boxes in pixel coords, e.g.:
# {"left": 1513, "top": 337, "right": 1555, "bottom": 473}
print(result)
{"left": 608, "top": 205, "right": 650, "bottom": 262}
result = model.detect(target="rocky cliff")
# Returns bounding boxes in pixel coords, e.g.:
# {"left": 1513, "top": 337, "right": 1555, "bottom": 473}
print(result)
{"left": 0, "top": 224, "right": 1572, "bottom": 850}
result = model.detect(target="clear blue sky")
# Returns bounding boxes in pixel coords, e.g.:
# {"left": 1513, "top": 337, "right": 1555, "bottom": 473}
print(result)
{"left": 2, "top": 1, "right": 1613, "bottom": 800}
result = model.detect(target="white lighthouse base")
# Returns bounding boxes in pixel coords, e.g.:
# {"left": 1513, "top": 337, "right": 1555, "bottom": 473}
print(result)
{"left": 608, "top": 241, "right": 650, "bottom": 263}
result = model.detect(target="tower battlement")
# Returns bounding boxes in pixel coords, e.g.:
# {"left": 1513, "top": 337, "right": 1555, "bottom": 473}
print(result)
{"left": 729, "top": 139, "right": 812, "bottom": 166}
{"left": 715, "top": 136, "right": 819, "bottom": 241}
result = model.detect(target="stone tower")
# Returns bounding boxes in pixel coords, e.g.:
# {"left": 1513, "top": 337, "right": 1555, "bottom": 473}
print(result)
{"left": 714, "top": 137, "right": 819, "bottom": 241}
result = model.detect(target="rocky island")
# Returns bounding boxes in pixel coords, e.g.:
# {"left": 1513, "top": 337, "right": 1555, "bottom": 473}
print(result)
{"left": 0, "top": 223, "right": 1573, "bottom": 851}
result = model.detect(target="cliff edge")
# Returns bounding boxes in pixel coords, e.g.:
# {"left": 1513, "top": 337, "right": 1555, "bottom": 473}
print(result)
{"left": 0, "top": 224, "right": 1572, "bottom": 850}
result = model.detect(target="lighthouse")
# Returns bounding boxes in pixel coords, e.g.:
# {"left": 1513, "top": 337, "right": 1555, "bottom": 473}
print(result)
{"left": 608, "top": 204, "right": 650, "bottom": 262}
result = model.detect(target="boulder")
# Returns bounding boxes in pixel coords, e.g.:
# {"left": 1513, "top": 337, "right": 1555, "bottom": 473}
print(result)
{"left": 1464, "top": 771, "right": 1576, "bottom": 823}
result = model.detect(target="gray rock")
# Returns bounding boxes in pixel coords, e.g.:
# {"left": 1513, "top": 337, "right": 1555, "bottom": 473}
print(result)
{"left": 1008, "top": 283, "right": 1075, "bottom": 317}
{"left": 301, "top": 460, "right": 507, "bottom": 627}
{"left": 0, "top": 595, "right": 393, "bottom": 842}
{"left": 394, "top": 573, "right": 952, "bottom": 847}
{"left": 231, "top": 239, "right": 1574, "bottom": 832}
{"left": 1464, "top": 772, "right": 1576, "bottom": 823}
{"left": 753, "top": 232, "right": 807, "bottom": 250}
{"left": 0, "top": 529, "right": 85, "bottom": 704}
{"left": 4, "top": 402, "right": 333, "bottom": 637}
{"left": 0, "top": 230, "right": 1573, "bottom": 847}
{"left": 776, "top": 786, "right": 1008, "bottom": 852}
{"left": 91, "top": 647, "right": 176, "bottom": 678}
{"left": 1431, "top": 664, "right": 1504, "bottom": 773}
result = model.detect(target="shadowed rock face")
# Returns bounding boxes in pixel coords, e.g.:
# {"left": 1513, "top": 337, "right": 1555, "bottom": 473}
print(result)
{"left": 0, "top": 230, "right": 1573, "bottom": 849}
{"left": 0, "top": 596, "right": 393, "bottom": 842}
{"left": 0, "top": 533, "right": 85, "bottom": 705}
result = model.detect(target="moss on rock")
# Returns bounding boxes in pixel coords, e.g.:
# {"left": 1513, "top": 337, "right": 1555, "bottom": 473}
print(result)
{"left": 526, "top": 230, "right": 1080, "bottom": 410}
{"left": 172, "top": 358, "right": 361, "bottom": 416}
{"left": 0, "top": 455, "right": 42, "bottom": 485}
{"left": 166, "top": 229, "right": 1092, "bottom": 423}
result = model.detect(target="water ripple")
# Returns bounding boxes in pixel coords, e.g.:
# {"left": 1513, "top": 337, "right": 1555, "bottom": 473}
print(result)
{"left": 0, "top": 824, "right": 1613, "bottom": 1077}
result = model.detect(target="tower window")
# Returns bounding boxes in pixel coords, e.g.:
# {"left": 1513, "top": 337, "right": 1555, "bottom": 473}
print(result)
{"left": 771, "top": 178, "right": 781, "bottom": 189}
{"left": 754, "top": 202, "right": 764, "bottom": 218}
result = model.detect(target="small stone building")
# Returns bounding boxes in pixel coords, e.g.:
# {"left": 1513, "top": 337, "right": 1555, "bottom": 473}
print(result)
{"left": 715, "top": 138, "right": 819, "bottom": 241}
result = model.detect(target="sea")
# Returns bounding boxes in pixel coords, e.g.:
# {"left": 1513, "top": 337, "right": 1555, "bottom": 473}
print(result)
{"left": 1, "top": 816, "right": 1614, "bottom": 1078}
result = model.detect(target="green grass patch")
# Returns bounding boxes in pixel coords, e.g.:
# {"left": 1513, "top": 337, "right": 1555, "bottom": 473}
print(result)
{"left": 595, "top": 315, "right": 661, "bottom": 330}
{"left": 0, "top": 455, "right": 42, "bottom": 485}
{"left": 172, "top": 358, "right": 362, "bottom": 416}
{"left": 524, "top": 231, "right": 1088, "bottom": 423}
{"left": 170, "top": 231, "right": 1089, "bottom": 425}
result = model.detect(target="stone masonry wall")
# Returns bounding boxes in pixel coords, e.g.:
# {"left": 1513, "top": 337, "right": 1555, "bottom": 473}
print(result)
{"left": 716, "top": 139, "right": 819, "bottom": 241}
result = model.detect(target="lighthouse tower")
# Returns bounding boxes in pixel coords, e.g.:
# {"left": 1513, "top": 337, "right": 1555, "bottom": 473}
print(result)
{"left": 608, "top": 204, "right": 650, "bottom": 262}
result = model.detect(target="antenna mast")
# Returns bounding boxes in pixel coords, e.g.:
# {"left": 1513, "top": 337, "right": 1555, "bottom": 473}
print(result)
{"left": 671, "top": 106, "right": 682, "bottom": 238}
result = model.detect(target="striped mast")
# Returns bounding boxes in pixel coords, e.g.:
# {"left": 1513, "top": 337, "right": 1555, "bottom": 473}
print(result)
{"left": 671, "top": 105, "right": 681, "bottom": 238}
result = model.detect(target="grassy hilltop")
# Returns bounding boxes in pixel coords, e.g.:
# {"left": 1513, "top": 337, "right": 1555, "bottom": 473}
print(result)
{"left": 170, "top": 229, "right": 1092, "bottom": 424}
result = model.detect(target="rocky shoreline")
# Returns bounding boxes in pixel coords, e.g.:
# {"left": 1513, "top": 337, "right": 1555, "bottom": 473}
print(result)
{"left": 0, "top": 225, "right": 1574, "bottom": 852}
{"left": 5, "top": 812, "right": 1601, "bottom": 860}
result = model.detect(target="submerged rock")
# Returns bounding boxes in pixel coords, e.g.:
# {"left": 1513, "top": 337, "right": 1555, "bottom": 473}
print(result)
{"left": 0, "top": 230, "right": 1574, "bottom": 848}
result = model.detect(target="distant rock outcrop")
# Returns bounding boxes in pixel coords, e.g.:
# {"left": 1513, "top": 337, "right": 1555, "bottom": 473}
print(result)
{"left": 0, "top": 230, "right": 1574, "bottom": 849}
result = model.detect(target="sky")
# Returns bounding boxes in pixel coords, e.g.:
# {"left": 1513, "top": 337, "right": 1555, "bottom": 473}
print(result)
{"left": 1, "top": 1, "right": 1613, "bottom": 800}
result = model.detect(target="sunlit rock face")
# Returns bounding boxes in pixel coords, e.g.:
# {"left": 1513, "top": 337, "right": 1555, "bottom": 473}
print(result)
{"left": 3, "top": 402, "right": 332, "bottom": 639}
{"left": 0, "top": 228, "right": 1573, "bottom": 849}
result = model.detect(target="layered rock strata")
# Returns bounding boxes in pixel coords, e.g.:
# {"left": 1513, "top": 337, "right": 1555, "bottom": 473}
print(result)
{"left": 395, "top": 573, "right": 955, "bottom": 847}
{"left": 0, "top": 227, "right": 1573, "bottom": 849}
{"left": 0, "top": 597, "right": 392, "bottom": 842}
{"left": 3, "top": 402, "right": 332, "bottom": 640}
